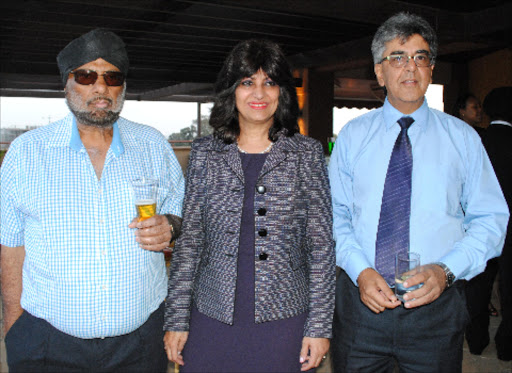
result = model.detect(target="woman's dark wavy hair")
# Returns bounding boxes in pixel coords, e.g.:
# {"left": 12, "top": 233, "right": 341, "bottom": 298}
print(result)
{"left": 209, "top": 39, "right": 300, "bottom": 144}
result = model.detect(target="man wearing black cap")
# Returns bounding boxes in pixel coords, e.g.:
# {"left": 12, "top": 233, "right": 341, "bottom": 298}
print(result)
{"left": 0, "top": 29, "right": 185, "bottom": 372}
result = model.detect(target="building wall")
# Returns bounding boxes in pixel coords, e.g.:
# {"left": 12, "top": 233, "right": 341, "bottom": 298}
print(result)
{"left": 468, "top": 48, "right": 512, "bottom": 125}
{"left": 173, "top": 147, "right": 191, "bottom": 174}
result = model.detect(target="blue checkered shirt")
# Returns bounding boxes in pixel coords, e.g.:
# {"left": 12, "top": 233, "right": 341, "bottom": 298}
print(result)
{"left": 0, "top": 113, "right": 185, "bottom": 338}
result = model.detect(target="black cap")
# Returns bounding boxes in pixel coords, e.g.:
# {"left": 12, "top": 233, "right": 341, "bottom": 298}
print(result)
{"left": 56, "top": 28, "right": 129, "bottom": 86}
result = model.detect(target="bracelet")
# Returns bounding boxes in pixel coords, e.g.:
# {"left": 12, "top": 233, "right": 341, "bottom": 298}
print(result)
{"left": 169, "top": 221, "right": 175, "bottom": 238}
{"left": 164, "top": 214, "right": 175, "bottom": 242}
{"left": 164, "top": 213, "right": 182, "bottom": 243}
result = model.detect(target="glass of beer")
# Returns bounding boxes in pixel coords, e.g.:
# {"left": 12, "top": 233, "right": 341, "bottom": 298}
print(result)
{"left": 131, "top": 178, "right": 157, "bottom": 221}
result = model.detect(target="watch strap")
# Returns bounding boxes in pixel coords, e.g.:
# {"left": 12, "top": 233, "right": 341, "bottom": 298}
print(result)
{"left": 434, "top": 262, "right": 455, "bottom": 288}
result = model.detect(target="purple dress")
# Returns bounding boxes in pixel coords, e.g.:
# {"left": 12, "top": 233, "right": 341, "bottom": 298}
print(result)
{"left": 181, "top": 152, "right": 308, "bottom": 372}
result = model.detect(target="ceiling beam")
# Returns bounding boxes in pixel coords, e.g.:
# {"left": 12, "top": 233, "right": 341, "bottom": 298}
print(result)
{"left": 136, "top": 82, "right": 214, "bottom": 101}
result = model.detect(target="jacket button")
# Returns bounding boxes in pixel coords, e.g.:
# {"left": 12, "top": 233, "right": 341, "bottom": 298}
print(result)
{"left": 259, "top": 252, "right": 268, "bottom": 260}
{"left": 256, "top": 185, "right": 266, "bottom": 194}
{"left": 258, "top": 228, "right": 267, "bottom": 237}
{"left": 257, "top": 208, "right": 267, "bottom": 216}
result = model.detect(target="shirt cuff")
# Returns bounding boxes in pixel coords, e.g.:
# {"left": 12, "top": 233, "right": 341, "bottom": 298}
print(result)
{"left": 0, "top": 234, "right": 24, "bottom": 248}
{"left": 435, "top": 248, "right": 470, "bottom": 281}
{"left": 338, "top": 248, "right": 373, "bottom": 286}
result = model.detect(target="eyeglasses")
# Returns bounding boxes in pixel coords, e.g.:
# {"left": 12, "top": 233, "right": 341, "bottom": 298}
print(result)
{"left": 69, "top": 69, "right": 126, "bottom": 86}
{"left": 379, "top": 53, "right": 432, "bottom": 68}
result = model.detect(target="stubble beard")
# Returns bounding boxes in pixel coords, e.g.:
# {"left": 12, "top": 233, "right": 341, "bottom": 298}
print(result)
{"left": 66, "top": 85, "right": 126, "bottom": 128}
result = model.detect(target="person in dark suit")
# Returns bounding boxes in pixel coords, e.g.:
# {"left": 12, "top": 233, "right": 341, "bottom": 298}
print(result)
{"left": 481, "top": 86, "right": 512, "bottom": 361}
{"left": 163, "top": 39, "right": 336, "bottom": 372}
{"left": 463, "top": 90, "right": 504, "bottom": 355}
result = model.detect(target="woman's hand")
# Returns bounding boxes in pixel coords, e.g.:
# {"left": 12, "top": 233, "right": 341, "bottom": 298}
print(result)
{"left": 299, "top": 337, "right": 330, "bottom": 371}
{"left": 164, "top": 331, "right": 189, "bottom": 366}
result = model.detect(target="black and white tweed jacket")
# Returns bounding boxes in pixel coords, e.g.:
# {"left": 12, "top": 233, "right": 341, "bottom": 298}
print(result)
{"left": 164, "top": 133, "right": 336, "bottom": 338}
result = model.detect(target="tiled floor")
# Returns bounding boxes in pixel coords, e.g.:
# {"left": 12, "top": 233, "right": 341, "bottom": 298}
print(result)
{"left": 1, "top": 291, "right": 511, "bottom": 373}
{"left": 461, "top": 312, "right": 512, "bottom": 373}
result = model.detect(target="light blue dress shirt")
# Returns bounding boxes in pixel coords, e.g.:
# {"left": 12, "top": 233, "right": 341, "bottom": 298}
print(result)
{"left": 329, "top": 99, "right": 509, "bottom": 286}
{"left": 1, "top": 113, "right": 185, "bottom": 338}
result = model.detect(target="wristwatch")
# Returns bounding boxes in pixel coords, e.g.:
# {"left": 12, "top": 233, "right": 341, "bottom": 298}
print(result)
{"left": 165, "top": 214, "right": 175, "bottom": 243}
{"left": 434, "top": 262, "right": 455, "bottom": 288}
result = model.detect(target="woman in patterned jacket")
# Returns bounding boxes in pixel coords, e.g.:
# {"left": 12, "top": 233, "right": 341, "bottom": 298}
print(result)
{"left": 164, "top": 39, "right": 336, "bottom": 372}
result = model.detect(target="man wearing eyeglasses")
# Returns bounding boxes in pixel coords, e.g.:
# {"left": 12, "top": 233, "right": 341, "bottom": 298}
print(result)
{"left": 0, "top": 29, "right": 185, "bottom": 372}
{"left": 329, "top": 12, "right": 508, "bottom": 372}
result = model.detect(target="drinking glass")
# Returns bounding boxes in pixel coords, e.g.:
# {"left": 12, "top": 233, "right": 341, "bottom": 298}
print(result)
{"left": 131, "top": 178, "right": 157, "bottom": 221}
{"left": 395, "top": 252, "right": 422, "bottom": 302}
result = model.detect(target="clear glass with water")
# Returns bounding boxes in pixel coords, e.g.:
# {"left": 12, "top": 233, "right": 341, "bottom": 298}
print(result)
{"left": 395, "top": 252, "right": 422, "bottom": 302}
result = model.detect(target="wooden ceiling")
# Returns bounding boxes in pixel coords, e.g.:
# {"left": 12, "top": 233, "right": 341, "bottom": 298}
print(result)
{"left": 1, "top": 0, "right": 510, "bottom": 102}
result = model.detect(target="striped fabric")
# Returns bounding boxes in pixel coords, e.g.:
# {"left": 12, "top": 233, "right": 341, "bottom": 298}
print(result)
{"left": 165, "top": 133, "right": 336, "bottom": 338}
{"left": 0, "top": 113, "right": 185, "bottom": 339}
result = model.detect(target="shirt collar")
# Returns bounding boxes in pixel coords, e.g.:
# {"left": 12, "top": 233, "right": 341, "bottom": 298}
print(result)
{"left": 382, "top": 97, "right": 430, "bottom": 132}
{"left": 490, "top": 120, "right": 512, "bottom": 128}
{"left": 68, "top": 115, "right": 125, "bottom": 156}
{"left": 110, "top": 121, "right": 124, "bottom": 156}
{"left": 69, "top": 116, "right": 83, "bottom": 151}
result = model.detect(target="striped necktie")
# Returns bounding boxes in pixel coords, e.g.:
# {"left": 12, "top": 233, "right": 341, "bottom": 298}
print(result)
{"left": 375, "top": 116, "right": 415, "bottom": 285}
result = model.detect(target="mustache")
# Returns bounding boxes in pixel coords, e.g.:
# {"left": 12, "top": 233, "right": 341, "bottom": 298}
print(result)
{"left": 87, "top": 96, "right": 113, "bottom": 106}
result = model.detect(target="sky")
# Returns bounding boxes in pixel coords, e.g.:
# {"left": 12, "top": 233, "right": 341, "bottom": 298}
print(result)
{"left": 0, "top": 84, "right": 443, "bottom": 139}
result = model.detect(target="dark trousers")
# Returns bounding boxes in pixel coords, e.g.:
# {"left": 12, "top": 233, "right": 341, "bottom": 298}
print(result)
{"left": 331, "top": 270, "right": 469, "bottom": 373}
{"left": 495, "top": 234, "right": 512, "bottom": 360}
{"left": 5, "top": 303, "right": 168, "bottom": 373}
{"left": 464, "top": 257, "right": 499, "bottom": 354}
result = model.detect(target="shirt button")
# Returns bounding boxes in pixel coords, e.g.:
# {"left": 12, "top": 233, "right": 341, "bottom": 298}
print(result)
{"left": 256, "top": 185, "right": 266, "bottom": 194}
{"left": 257, "top": 208, "right": 267, "bottom": 216}
{"left": 258, "top": 228, "right": 267, "bottom": 237}
{"left": 259, "top": 252, "right": 269, "bottom": 260}
{"left": 102, "top": 285, "right": 107, "bottom": 290}
{"left": 100, "top": 219, "right": 104, "bottom": 224}
{"left": 101, "top": 250, "right": 106, "bottom": 256}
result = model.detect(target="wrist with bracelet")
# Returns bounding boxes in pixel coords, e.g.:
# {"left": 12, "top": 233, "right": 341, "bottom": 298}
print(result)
{"left": 164, "top": 214, "right": 182, "bottom": 245}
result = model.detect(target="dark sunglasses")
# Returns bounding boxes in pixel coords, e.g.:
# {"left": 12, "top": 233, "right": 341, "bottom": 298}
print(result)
{"left": 69, "top": 69, "right": 126, "bottom": 86}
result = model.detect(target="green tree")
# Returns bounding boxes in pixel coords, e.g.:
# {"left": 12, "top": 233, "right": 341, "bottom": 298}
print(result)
{"left": 0, "top": 149, "right": 7, "bottom": 166}
{"left": 168, "top": 115, "right": 212, "bottom": 146}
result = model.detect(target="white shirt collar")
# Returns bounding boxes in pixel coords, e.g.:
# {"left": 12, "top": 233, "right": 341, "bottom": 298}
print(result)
{"left": 490, "top": 120, "right": 512, "bottom": 128}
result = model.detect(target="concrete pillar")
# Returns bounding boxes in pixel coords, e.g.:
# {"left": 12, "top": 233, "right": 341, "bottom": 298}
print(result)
{"left": 295, "top": 68, "right": 334, "bottom": 154}
{"left": 441, "top": 62, "right": 469, "bottom": 117}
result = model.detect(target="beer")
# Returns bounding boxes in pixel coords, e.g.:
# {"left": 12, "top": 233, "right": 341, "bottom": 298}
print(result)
{"left": 136, "top": 199, "right": 156, "bottom": 221}
{"left": 131, "top": 178, "right": 157, "bottom": 222}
